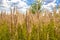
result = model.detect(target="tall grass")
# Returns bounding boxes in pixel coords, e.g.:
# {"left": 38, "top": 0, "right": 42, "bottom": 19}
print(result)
{"left": 0, "top": 9, "right": 60, "bottom": 40}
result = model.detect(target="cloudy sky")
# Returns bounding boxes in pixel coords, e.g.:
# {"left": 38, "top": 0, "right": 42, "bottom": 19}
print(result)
{"left": 0, "top": 0, "right": 60, "bottom": 13}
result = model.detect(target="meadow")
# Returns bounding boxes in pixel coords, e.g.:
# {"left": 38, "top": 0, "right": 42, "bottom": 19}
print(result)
{"left": 0, "top": 9, "right": 60, "bottom": 40}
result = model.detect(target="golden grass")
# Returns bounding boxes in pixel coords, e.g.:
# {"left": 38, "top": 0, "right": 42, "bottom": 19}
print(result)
{"left": 0, "top": 9, "right": 60, "bottom": 40}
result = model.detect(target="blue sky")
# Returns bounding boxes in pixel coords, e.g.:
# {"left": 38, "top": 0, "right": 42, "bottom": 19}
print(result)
{"left": 0, "top": 0, "right": 60, "bottom": 13}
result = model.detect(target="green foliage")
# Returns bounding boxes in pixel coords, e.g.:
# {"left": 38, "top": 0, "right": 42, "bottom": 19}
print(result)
{"left": 47, "top": 19, "right": 56, "bottom": 40}
{"left": 30, "top": 1, "right": 41, "bottom": 14}
{"left": 0, "top": 21, "right": 10, "bottom": 40}
{"left": 18, "top": 23, "right": 27, "bottom": 40}
{"left": 31, "top": 24, "right": 39, "bottom": 40}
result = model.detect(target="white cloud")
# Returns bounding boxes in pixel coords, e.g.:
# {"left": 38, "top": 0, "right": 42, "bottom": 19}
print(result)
{"left": 42, "top": 0, "right": 56, "bottom": 12}
{"left": 17, "top": 0, "right": 29, "bottom": 13}
{"left": 18, "top": 1, "right": 28, "bottom": 8}
{"left": 1, "top": 0, "right": 10, "bottom": 8}
{"left": 7, "top": 0, "right": 28, "bottom": 8}
{"left": 10, "top": 0, "right": 20, "bottom": 2}
{"left": 0, "top": 0, "right": 29, "bottom": 13}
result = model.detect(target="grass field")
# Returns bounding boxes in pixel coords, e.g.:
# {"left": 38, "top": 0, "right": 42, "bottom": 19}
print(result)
{"left": 0, "top": 9, "right": 60, "bottom": 40}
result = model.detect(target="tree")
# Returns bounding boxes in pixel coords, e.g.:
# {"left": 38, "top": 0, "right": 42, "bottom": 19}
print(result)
{"left": 30, "top": 0, "right": 42, "bottom": 14}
